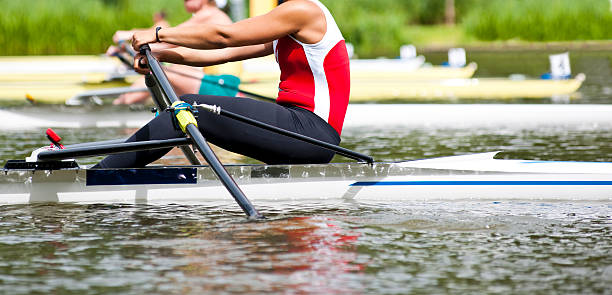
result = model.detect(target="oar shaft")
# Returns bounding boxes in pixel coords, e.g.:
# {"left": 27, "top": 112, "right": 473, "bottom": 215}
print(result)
{"left": 65, "top": 138, "right": 126, "bottom": 149}
{"left": 141, "top": 44, "right": 262, "bottom": 219}
{"left": 145, "top": 73, "right": 200, "bottom": 165}
{"left": 144, "top": 51, "right": 180, "bottom": 102}
{"left": 163, "top": 67, "right": 275, "bottom": 102}
{"left": 186, "top": 124, "right": 260, "bottom": 217}
{"left": 38, "top": 138, "right": 191, "bottom": 161}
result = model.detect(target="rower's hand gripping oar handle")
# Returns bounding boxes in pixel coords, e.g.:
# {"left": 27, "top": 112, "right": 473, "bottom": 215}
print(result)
{"left": 113, "top": 40, "right": 139, "bottom": 68}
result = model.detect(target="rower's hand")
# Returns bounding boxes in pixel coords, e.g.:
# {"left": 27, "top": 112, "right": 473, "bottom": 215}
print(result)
{"left": 106, "top": 41, "right": 131, "bottom": 57}
{"left": 131, "top": 29, "right": 157, "bottom": 51}
{"left": 133, "top": 53, "right": 150, "bottom": 75}
{"left": 105, "top": 45, "right": 121, "bottom": 57}
{"left": 112, "top": 30, "right": 133, "bottom": 44}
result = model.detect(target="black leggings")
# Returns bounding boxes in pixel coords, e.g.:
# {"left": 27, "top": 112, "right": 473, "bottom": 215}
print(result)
{"left": 95, "top": 94, "right": 341, "bottom": 168}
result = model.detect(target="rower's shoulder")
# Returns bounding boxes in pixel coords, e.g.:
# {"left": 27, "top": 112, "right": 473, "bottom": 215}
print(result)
{"left": 190, "top": 9, "right": 233, "bottom": 25}
{"left": 276, "top": 0, "right": 322, "bottom": 17}
{"left": 276, "top": 0, "right": 323, "bottom": 20}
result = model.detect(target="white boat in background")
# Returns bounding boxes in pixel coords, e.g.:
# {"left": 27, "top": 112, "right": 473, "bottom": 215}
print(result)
{"left": 1, "top": 152, "right": 611, "bottom": 204}
{"left": 2, "top": 104, "right": 612, "bottom": 131}
{"left": 0, "top": 55, "right": 134, "bottom": 83}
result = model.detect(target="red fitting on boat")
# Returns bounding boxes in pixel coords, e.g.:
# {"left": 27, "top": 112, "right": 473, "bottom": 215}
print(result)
{"left": 46, "top": 128, "right": 65, "bottom": 149}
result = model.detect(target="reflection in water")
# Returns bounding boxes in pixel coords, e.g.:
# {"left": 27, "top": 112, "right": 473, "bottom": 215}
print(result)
{"left": 175, "top": 217, "right": 363, "bottom": 294}
{"left": 0, "top": 201, "right": 609, "bottom": 294}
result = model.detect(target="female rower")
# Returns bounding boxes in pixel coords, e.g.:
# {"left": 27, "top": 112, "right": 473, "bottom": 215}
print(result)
{"left": 95, "top": 0, "right": 350, "bottom": 168}
{"left": 107, "top": 0, "right": 233, "bottom": 105}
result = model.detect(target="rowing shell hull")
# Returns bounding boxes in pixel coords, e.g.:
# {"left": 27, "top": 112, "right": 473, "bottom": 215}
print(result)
{"left": 241, "top": 74, "right": 585, "bottom": 101}
{"left": 0, "top": 80, "right": 133, "bottom": 104}
{"left": 2, "top": 153, "right": 611, "bottom": 204}
{"left": 0, "top": 55, "right": 131, "bottom": 83}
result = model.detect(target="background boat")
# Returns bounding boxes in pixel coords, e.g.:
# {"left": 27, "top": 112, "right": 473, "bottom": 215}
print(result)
{"left": 240, "top": 73, "right": 586, "bottom": 101}
{"left": 2, "top": 104, "right": 611, "bottom": 131}
{"left": 0, "top": 80, "right": 134, "bottom": 104}
{"left": 0, "top": 55, "right": 134, "bottom": 83}
{"left": 0, "top": 66, "right": 578, "bottom": 105}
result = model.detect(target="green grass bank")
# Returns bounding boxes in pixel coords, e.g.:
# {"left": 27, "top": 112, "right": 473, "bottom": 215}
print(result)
{"left": 0, "top": 0, "right": 611, "bottom": 57}
{"left": 0, "top": 0, "right": 188, "bottom": 55}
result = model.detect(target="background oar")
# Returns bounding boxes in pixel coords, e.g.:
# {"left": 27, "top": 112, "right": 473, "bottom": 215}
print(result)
{"left": 140, "top": 44, "right": 262, "bottom": 219}
{"left": 115, "top": 45, "right": 275, "bottom": 102}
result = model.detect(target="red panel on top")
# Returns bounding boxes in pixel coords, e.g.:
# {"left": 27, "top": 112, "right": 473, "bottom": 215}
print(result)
{"left": 324, "top": 40, "right": 350, "bottom": 135}
{"left": 275, "top": 37, "right": 316, "bottom": 112}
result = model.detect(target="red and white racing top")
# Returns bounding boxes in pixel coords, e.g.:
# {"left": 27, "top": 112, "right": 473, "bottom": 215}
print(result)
{"left": 273, "top": 0, "right": 350, "bottom": 135}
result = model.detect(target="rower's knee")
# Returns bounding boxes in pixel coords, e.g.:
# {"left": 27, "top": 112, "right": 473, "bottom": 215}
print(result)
{"left": 180, "top": 94, "right": 199, "bottom": 105}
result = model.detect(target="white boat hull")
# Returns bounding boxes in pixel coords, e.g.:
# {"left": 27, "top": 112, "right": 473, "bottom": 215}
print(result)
{"left": 2, "top": 153, "right": 611, "bottom": 204}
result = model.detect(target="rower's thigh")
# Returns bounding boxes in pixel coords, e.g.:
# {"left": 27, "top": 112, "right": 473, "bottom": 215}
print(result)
{"left": 180, "top": 94, "right": 336, "bottom": 164}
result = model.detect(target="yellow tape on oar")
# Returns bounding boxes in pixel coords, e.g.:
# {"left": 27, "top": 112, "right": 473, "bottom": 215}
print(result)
{"left": 171, "top": 101, "right": 198, "bottom": 133}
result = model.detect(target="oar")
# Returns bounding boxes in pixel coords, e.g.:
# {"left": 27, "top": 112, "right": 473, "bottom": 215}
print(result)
{"left": 114, "top": 44, "right": 275, "bottom": 102}
{"left": 194, "top": 103, "right": 374, "bottom": 164}
{"left": 66, "top": 86, "right": 149, "bottom": 106}
{"left": 38, "top": 138, "right": 192, "bottom": 160}
{"left": 165, "top": 67, "right": 275, "bottom": 102}
{"left": 140, "top": 44, "right": 262, "bottom": 219}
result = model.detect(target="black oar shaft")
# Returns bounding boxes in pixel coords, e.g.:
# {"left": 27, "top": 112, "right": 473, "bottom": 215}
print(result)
{"left": 38, "top": 138, "right": 191, "bottom": 161}
{"left": 164, "top": 67, "right": 275, "bottom": 102}
{"left": 141, "top": 44, "right": 261, "bottom": 219}
{"left": 145, "top": 73, "right": 201, "bottom": 165}
{"left": 146, "top": 74, "right": 172, "bottom": 108}
{"left": 186, "top": 124, "right": 260, "bottom": 217}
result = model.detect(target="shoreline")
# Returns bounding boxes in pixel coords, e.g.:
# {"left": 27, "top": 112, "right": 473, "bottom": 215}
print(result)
{"left": 420, "top": 40, "right": 612, "bottom": 53}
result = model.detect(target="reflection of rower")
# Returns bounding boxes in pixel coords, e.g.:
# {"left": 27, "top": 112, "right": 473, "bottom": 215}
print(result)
{"left": 176, "top": 216, "right": 362, "bottom": 293}
{"left": 270, "top": 217, "right": 363, "bottom": 293}
{"left": 96, "top": 0, "right": 351, "bottom": 168}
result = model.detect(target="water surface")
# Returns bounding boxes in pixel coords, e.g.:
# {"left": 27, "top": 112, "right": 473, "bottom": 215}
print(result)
{"left": 0, "top": 50, "right": 611, "bottom": 294}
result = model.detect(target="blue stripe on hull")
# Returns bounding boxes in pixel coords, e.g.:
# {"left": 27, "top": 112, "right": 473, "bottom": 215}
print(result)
{"left": 87, "top": 168, "right": 197, "bottom": 186}
{"left": 351, "top": 181, "right": 612, "bottom": 186}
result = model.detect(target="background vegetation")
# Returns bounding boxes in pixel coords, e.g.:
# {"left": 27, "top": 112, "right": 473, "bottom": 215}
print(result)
{"left": 0, "top": 0, "right": 188, "bottom": 55}
{"left": 0, "top": 0, "right": 611, "bottom": 57}
{"left": 461, "top": 0, "right": 612, "bottom": 41}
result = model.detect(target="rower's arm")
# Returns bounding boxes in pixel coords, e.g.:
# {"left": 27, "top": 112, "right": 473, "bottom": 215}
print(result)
{"left": 132, "top": 1, "right": 321, "bottom": 50}
{"left": 155, "top": 43, "right": 273, "bottom": 67}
